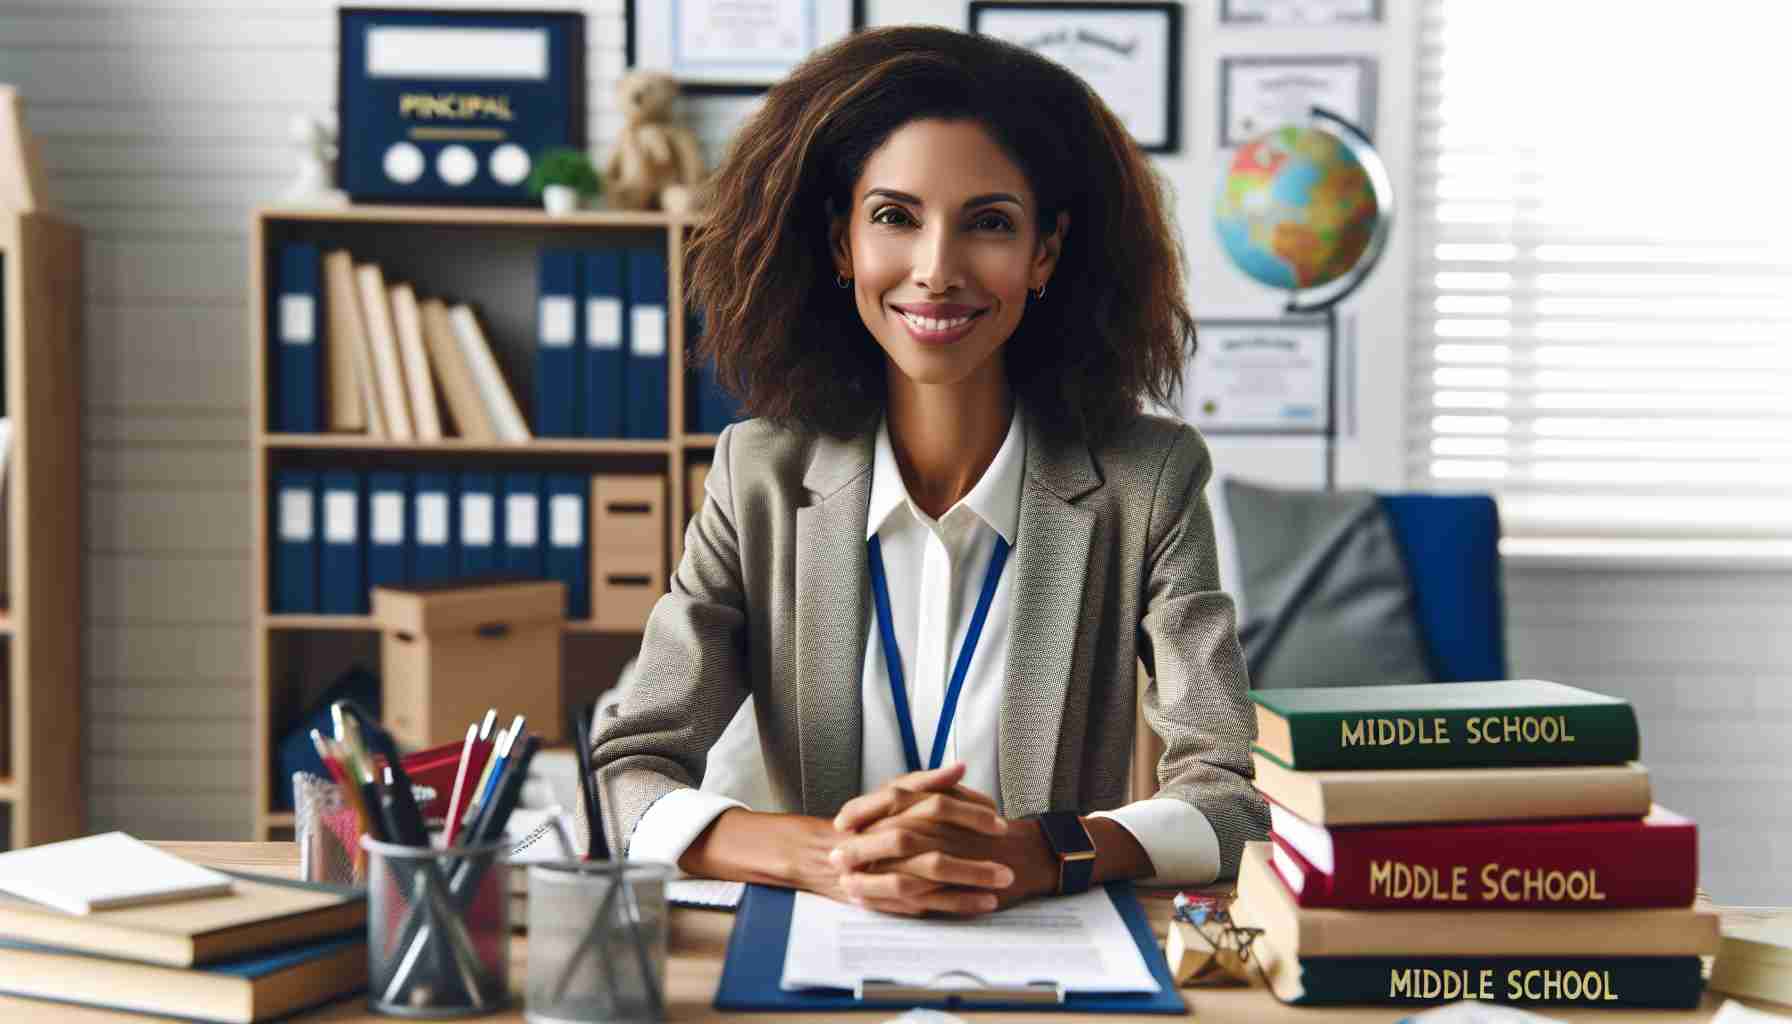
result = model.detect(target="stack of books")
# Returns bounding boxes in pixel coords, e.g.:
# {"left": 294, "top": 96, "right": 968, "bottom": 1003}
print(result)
{"left": 1231, "top": 679, "right": 1720, "bottom": 1010}
{"left": 0, "top": 833, "right": 367, "bottom": 1022}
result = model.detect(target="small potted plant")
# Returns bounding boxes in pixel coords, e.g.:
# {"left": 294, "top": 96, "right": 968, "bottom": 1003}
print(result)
{"left": 528, "top": 146, "right": 602, "bottom": 214}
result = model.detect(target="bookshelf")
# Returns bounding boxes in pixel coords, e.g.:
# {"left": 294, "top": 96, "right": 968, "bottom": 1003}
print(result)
{"left": 0, "top": 210, "right": 83, "bottom": 849}
{"left": 249, "top": 205, "right": 715, "bottom": 839}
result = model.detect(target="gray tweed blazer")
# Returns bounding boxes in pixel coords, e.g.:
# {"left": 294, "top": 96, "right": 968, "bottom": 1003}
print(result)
{"left": 590, "top": 406, "right": 1269, "bottom": 878}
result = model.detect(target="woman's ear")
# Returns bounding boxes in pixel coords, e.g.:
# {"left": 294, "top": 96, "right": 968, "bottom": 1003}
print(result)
{"left": 828, "top": 210, "right": 852, "bottom": 279}
{"left": 1034, "top": 210, "right": 1070, "bottom": 286}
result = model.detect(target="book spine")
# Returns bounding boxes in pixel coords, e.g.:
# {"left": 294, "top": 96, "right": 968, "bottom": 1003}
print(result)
{"left": 1290, "top": 956, "right": 1703, "bottom": 1008}
{"left": 1286, "top": 702, "right": 1639, "bottom": 769}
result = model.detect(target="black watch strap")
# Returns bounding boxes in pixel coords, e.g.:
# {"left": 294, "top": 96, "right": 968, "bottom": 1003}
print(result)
{"left": 1035, "top": 811, "right": 1097, "bottom": 896}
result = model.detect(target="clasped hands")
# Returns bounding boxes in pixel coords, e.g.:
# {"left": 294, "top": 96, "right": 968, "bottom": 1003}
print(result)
{"left": 820, "top": 762, "right": 1057, "bottom": 917}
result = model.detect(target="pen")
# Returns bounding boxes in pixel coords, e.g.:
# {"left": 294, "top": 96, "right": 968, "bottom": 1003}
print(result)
{"left": 475, "top": 714, "right": 526, "bottom": 812}
{"left": 442, "top": 723, "right": 480, "bottom": 848}
{"left": 338, "top": 700, "right": 429, "bottom": 845}
{"left": 570, "top": 700, "right": 607, "bottom": 859}
{"left": 380, "top": 765, "right": 430, "bottom": 847}
{"left": 464, "top": 726, "right": 508, "bottom": 820}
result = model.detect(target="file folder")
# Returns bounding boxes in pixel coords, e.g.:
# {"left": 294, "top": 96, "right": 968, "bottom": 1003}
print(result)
{"left": 273, "top": 469, "right": 319, "bottom": 613}
{"left": 623, "top": 248, "right": 668, "bottom": 439}
{"left": 367, "top": 470, "right": 409, "bottom": 590}
{"left": 534, "top": 248, "right": 582, "bottom": 437}
{"left": 582, "top": 248, "right": 625, "bottom": 439}
{"left": 545, "top": 474, "right": 589, "bottom": 619}
{"left": 501, "top": 471, "right": 545, "bottom": 579}
{"left": 411, "top": 471, "right": 458, "bottom": 584}
{"left": 459, "top": 471, "right": 499, "bottom": 578}
{"left": 274, "top": 242, "right": 322, "bottom": 432}
{"left": 319, "top": 470, "right": 366, "bottom": 614}
{"left": 714, "top": 883, "right": 1185, "bottom": 1014}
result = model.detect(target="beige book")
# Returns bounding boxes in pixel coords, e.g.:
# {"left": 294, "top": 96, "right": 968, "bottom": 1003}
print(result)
{"left": 447, "top": 303, "right": 530, "bottom": 443}
{"left": 1709, "top": 908, "right": 1792, "bottom": 1004}
{"left": 354, "top": 263, "right": 414, "bottom": 440}
{"left": 319, "top": 250, "right": 371, "bottom": 433}
{"left": 387, "top": 283, "right": 442, "bottom": 441}
{"left": 1251, "top": 750, "right": 1651, "bottom": 827}
{"left": 1231, "top": 842, "right": 1719, "bottom": 958}
{"left": 418, "top": 298, "right": 497, "bottom": 442}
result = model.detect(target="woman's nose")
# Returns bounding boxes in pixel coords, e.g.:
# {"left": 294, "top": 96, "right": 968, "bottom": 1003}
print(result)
{"left": 910, "top": 224, "right": 964, "bottom": 293}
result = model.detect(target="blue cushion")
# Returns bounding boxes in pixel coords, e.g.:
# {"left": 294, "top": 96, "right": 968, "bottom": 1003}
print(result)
{"left": 1379, "top": 494, "right": 1507, "bottom": 682}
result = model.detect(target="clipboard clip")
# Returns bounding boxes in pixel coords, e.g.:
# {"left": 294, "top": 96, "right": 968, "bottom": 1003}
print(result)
{"left": 856, "top": 971, "right": 1066, "bottom": 1006}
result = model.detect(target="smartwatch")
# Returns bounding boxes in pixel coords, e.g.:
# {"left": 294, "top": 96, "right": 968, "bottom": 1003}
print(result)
{"left": 1034, "top": 811, "right": 1097, "bottom": 896}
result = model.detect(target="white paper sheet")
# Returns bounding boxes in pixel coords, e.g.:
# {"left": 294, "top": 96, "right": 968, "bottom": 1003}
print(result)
{"left": 780, "top": 888, "right": 1161, "bottom": 994}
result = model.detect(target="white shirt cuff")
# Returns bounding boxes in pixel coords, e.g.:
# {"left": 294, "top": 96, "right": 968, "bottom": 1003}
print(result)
{"left": 625, "top": 787, "right": 747, "bottom": 876}
{"left": 1087, "top": 798, "right": 1221, "bottom": 886}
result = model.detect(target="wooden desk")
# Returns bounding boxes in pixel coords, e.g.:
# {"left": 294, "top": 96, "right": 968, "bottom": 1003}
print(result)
{"left": 0, "top": 842, "right": 1780, "bottom": 1023}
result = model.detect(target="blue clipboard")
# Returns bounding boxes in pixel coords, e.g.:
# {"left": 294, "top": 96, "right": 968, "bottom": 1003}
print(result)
{"left": 714, "top": 881, "right": 1187, "bottom": 1014}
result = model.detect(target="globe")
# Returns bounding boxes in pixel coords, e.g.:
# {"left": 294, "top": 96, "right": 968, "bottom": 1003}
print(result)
{"left": 1214, "top": 111, "right": 1393, "bottom": 312}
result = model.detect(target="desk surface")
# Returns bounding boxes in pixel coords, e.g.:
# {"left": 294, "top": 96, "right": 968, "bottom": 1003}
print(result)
{"left": 0, "top": 842, "right": 1779, "bottom": 1023}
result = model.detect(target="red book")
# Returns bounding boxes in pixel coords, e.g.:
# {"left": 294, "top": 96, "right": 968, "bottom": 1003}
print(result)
{"left": 1267, "top": 797, "right": 1696, "bottom": 909}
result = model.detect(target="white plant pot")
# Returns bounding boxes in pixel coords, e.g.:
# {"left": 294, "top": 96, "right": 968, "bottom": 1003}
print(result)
{"left": 542, "top": 185, "right": 579, "bottom": 215}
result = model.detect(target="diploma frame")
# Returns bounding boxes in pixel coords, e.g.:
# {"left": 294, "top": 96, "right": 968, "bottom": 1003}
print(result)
{"left": 968, "top": 1, "right": 1183, "bottom": 154}
{"left": 625, "top": 0, "right": 866, "bottom": 94}
{"left": 1218, "top": 54, "right": 1377, "bottom": 147}
{"left": 1184, "top": 317, "right": 1334, "bottom": 436}
{"left": 1219, "top": 0, "right": 1382, "bottom": 26}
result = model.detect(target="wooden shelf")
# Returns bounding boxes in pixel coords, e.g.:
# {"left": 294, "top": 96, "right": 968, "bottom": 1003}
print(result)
{"left": 682, "top": 434, "right": 721, "bottom": 448}
{"left": 0, "top": 779, "right": 16, "bottom": 802}
{"left": 262, "top": 614, "right": 640, "bottom": 636}
{"left": 260, "top": 434, "right": 670, "bottom": 455}
{"left": 257, "top": 204, "right": 699, "bottom": 229}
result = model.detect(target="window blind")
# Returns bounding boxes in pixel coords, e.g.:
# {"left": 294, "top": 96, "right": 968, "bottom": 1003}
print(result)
{"left": 1409, "top": 0, "right": 1792, "bottom": 543}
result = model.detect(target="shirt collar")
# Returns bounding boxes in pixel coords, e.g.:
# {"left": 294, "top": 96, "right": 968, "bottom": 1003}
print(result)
{"left": 866, "top": 405, "right": 1026, "bottom": 545}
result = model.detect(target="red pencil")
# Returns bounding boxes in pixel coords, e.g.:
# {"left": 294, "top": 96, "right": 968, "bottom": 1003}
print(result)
{"left": 441, "top": 722, "right": 481, "bottom": 847}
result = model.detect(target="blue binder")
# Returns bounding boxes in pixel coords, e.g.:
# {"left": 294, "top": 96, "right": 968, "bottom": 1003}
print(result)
{"left": 544, "top": 474, "right": 589, "bottom": 619}
{"left": 367, "top": 471, "right": 409, "bottom": 591}
{"left": 319, "top": 470, "right": 366, "bottom": 614}
{"left": 582, "top": 249, "right": 625, "bottom": 439}
{"left": 623, "top": 248, "right": 668, "bottom": 439}
{"left": 272, "top": 469, "right": 319, "bottom": 613}
{"left": 459, "top": 471, "right": 500, "bottom": 578}
{"left": 714, "top": 883, "right": 1185, "bottom": 1015}
{"left": 500, "top": 472, "right": 545, "bottom": 579}
{"left": 534, "top": 248, "right": 583, "bottom": 437}
{"left": 411, "top": 471, "right": 458, "bottom": 584}
{"left": 274, "top": 243, "right": 322, "bottom": 432}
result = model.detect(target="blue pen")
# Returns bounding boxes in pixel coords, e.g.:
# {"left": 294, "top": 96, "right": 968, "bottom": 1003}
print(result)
{"left": 474, "top": 714, "right": 525, "bottom": 812}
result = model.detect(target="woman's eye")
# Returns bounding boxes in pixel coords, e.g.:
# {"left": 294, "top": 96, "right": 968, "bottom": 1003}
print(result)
{"left": 973, "top": 212, "right": 1014, "bottom": 232}
{"left": 871, "top": 206, "right": 913, "bottom": 226}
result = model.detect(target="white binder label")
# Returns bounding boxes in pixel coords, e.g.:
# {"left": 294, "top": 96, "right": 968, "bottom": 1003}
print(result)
{"left": 279, "top": 489, "right": 313, "bottom": 541}
{"left": 280, "top": 295, "right": 315, "bottom": 344}
{"left": 462, "top": 493, "right": 494, "bottom": 546}
{"left": 506, "top": 494, "right": 538, "bottom": 546}
{"left": 538, "top": 295, "right": 575, "bottom": 348}
{"left": 587, "top": 298, "right": 623, "bottom": 350}
{"left": 324, "top": 491, "right": 357, "bottom": 544}
{"left": 417, "top": 493, "right": 449, "bottom": 546}
{"left": 372, "top": 492, "right": 405, "bottom": 545}
{"left": 632, "top": 305, "right": 667, "bottom": 356}
{"left": 550, "top": 494, "right": 582, "bottom": 548}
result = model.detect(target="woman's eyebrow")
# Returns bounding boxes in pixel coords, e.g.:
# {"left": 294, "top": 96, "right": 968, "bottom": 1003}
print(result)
{"left": 863, "top": 188, "right": 1025, "bottom": 209}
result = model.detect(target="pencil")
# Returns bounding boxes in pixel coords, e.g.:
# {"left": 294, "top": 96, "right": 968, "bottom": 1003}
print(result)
{"left": 442, "top": 723, "right": 480, "bottom": 848}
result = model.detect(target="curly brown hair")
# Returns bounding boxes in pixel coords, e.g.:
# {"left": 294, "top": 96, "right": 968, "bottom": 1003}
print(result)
{"left": 685, "top": 25, "right": 1195, "bottom": 445}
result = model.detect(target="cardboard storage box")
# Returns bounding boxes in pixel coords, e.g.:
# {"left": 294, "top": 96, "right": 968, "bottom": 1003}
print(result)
{"left": 591, "top": 475, "right": 667, "bottom": 633}
{"left": 372, "top": 580, "right": 565, "bottom": 749}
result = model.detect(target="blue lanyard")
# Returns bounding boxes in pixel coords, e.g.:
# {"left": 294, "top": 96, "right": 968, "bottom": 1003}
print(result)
{"left": 866, "top": 532, "right": 1012, "bottom": 774}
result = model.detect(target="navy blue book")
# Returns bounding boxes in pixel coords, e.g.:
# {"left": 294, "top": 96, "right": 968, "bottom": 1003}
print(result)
{"left": 623, "top": 248, "right": 668, "bottom": 439}
{"left": 318, "top": 470, "right": 366, "bottom": 614}
{"left": 544, "top": 474, "right": 589, "bottom": 619}
{"left": 501, "top": 472, "right": 545, "bottom": 579}
{"left": 582, "top": 248, "right": 625, "bottom": 438}
{"left": 274, "top": 242, "right": 322, "bottom": 433}
{"left": 458, "top": 471, "right": 499, "bottom": 578}
{"left": 534, "top": 248, "right": 583, "bottom": 437}
{"left": 411, "top": 471, "right": 458, "bottom": 584}
{"left": 367, "top": 471, "right": 409, "bottom": 592}
{"left": 272, "top": 469, "right": 319, "bottom": 613}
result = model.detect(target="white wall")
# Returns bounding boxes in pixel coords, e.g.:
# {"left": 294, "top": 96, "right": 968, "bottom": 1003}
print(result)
{"left": 2, "top": 0, "right": 1786, "bottom": 904}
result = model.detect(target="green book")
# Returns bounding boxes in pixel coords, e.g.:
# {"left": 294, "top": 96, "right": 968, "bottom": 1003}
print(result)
{"left": 1250, "top": 680, "right": 1639, "bottom": 771}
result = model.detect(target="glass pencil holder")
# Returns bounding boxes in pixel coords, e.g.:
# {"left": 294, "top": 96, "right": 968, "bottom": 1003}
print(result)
{"left": 362, "top": 834, "right": 511, "bottom": 1018}
{"left": 525, "top": 861, "right": 671, "bottom": 1024}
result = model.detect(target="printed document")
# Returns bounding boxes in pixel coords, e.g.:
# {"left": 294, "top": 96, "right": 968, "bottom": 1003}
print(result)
{"left": 780, "top": 888, "right": 1161, "bottom": 993}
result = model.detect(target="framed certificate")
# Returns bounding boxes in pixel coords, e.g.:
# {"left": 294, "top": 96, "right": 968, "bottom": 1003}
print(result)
{"left": 1184, "top": 318, "right": 1333, "bottom": 434}
{"left": 626, "top": 0, "right": 865, "bottom": 94}
{"left": 970, "top": 2, "right": 1182, "bottom": 153}
{"left": 1219, "top": 55, "right": 1377, "bottom": 147}
{"left": 1220, "top": 0, "right": 1382, "bottom": 25}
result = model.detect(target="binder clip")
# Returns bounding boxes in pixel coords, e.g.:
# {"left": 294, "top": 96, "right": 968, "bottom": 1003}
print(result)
{"left": 857, "top": 971, "right": 1067, "bottom": 1006}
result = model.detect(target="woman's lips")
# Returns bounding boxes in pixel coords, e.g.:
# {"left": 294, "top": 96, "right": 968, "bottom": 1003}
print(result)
{"left": 892, "top": 306, "right": 986, "bottom": 346}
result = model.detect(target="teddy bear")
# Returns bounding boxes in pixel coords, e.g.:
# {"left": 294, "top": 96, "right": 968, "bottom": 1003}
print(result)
{"left": 604, "top": 71, "right": 707, "bottom": 214}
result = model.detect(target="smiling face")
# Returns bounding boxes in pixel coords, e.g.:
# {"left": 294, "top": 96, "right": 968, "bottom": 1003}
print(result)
{"left": 831, "top": 118, "right": 1066, "bottom": 395}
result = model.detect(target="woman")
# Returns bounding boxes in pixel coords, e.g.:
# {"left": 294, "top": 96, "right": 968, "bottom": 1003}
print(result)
{"left": 590, "top": 25, "right": 1267, "bottom": 917}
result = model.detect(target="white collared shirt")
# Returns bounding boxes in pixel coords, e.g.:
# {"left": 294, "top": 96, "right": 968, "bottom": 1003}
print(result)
{"left": 626, "top": 409, "right": 1221, "bottom": 884}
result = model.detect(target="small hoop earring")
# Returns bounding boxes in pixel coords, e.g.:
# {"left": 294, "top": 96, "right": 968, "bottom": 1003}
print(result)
{"left": 1032, "top": 284, "right": 1046, "bottom": 300}
{"left": 835, "top": 273, "right": 852, "bottom": 289}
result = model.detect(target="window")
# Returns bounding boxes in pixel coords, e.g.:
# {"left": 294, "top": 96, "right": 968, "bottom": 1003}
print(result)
{"left": 1409, "top": 1, "right": 1792, "bottom": 550}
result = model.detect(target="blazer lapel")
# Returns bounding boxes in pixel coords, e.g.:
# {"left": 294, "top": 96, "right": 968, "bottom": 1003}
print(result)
{"left": 793, "top": 429, "right": 874, "bottom": 816}
{"left": 1000, "top": 416, "right": 1101, "bottom": 816}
